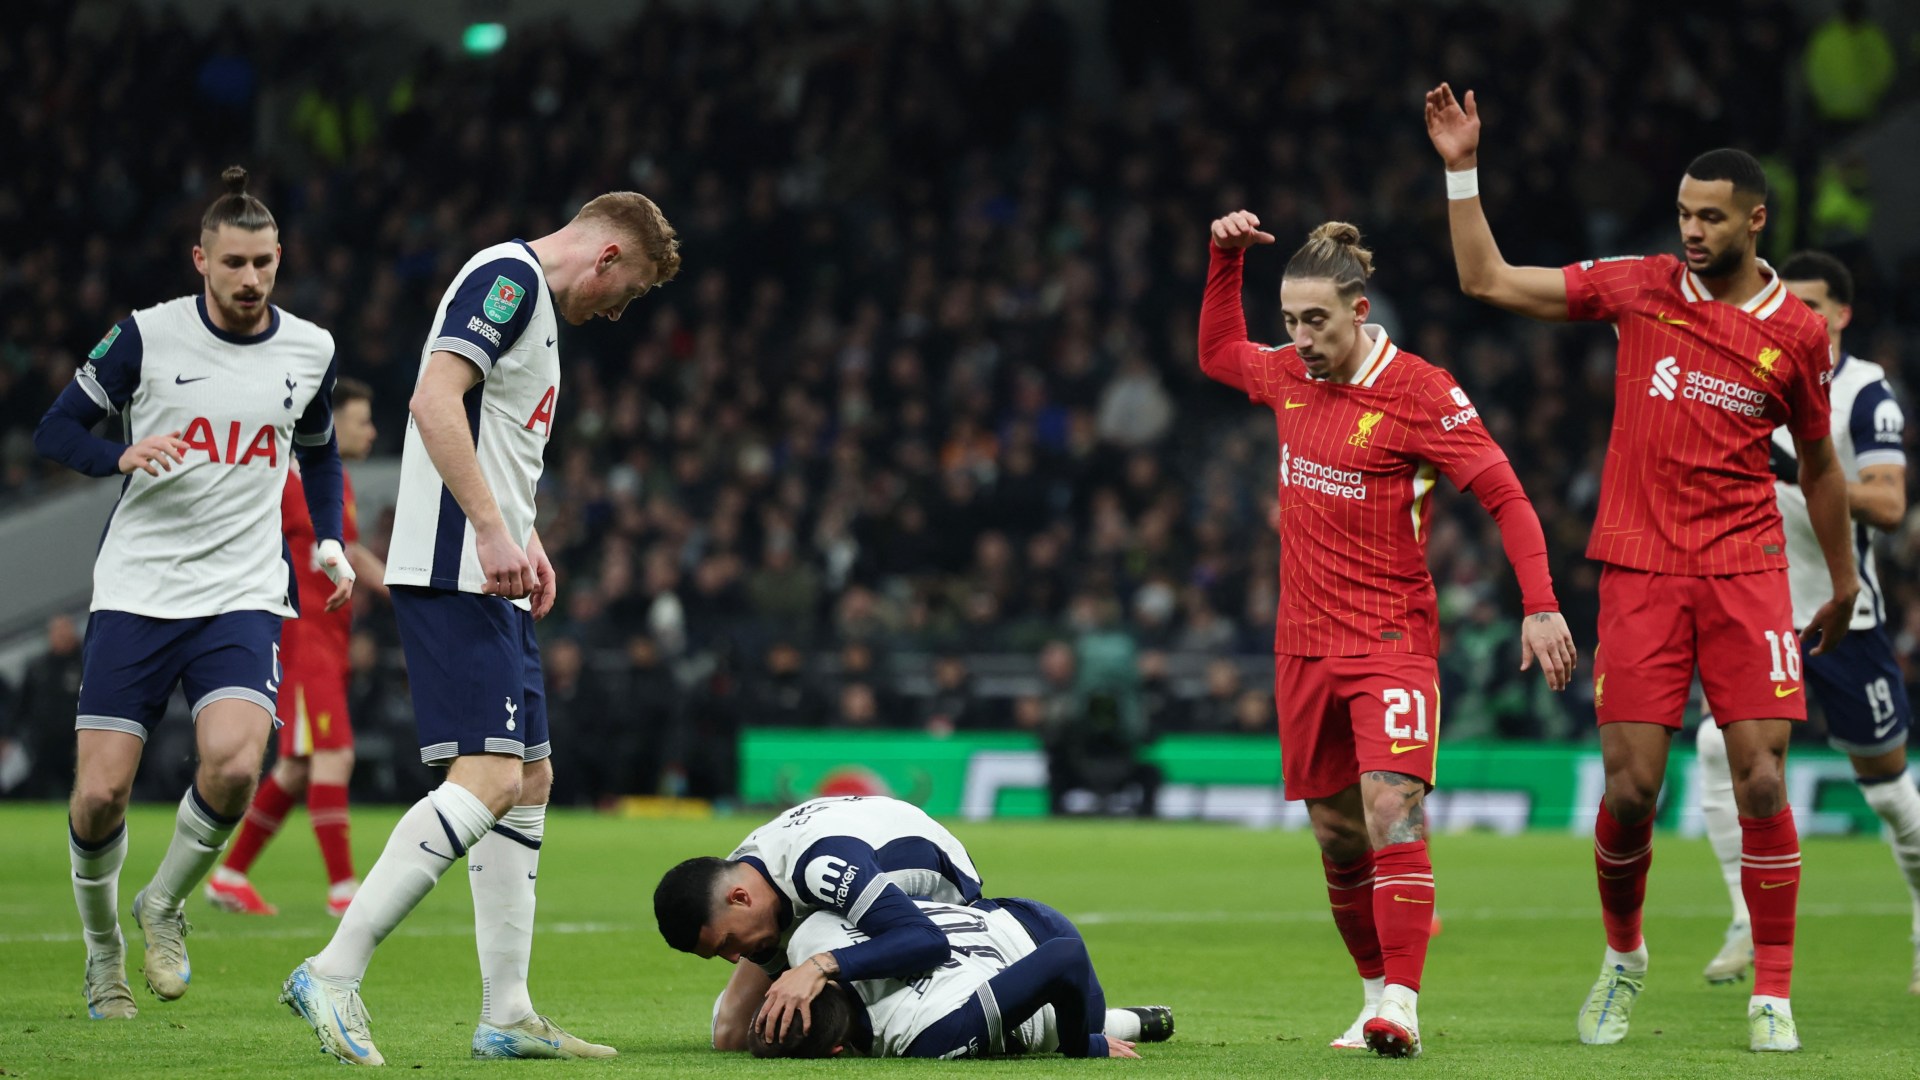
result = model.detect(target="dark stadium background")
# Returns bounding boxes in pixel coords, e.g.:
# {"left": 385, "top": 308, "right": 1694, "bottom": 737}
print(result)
{"left": 1, "top": 0, "right": 1917, "bottom": 813}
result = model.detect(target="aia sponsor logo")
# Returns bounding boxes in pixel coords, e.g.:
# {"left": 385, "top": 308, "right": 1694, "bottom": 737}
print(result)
{"left": 180, "top": 418, "right": 279, "bottom": 466}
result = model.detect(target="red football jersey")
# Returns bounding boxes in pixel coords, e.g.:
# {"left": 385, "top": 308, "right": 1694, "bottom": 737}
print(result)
{"left": 282, "top": 468, "right": 359, "bottom": 659}
{"left": 1201, "top": 249, "right": 1508, "bottom": 656}
{"left": 1564, "top": 255, "right": 1831, "bottom": 575}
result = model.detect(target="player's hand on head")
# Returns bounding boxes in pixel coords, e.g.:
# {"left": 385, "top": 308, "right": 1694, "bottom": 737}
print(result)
{"left": 1801, "top": 593, "right": 1858, "bottom": 657}
{"left": 476, "top": 527, "right": 535, "bottom": 600}
{"left": 755, "top": 966, "right": 822, "bottom": 1043}
{"left": 1519, "top": 611, "right": 1577, "bottom": 692}
{"left": 119, "top": 432, "right": 190, "bottom": 477}
{"left": 1210, "top": 210, "right": 1275, "bottom": 250}
{"left": 1423, "top": 83, "right": 1480, "bottom": 169}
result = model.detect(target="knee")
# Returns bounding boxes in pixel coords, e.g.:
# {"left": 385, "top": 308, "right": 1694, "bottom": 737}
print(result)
{"left": 1732, "top": 770, "right": 1787, "bottom": 817}
{"left": 1310, "top": 814, "right": 1369, "bottom": 862}
{"left": 274, "top": 757, "right": 311, "bottom": 793}
{"left": 519, "top": 760, "right": 553, "bottom": 806}
{"left": 71, "top": 778, "right": 132, "bottom": 828}
{"left": 203, "top": 758, "right": 261, "bottom": 804}
{"left": 1604, "top": 771, "right": 1662, "bottom": 825}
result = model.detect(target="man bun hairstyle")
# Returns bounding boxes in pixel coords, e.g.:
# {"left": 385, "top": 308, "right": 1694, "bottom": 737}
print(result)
{"left": 1284, "top": 221, "right": 1375, "bottom": 300}
{"left": 653, "top": 856, "right": 733, "bottom": 953}
{"left": 1684, "top": 148, "right": 1769, "bottom": 204}
{"left": 575, "top": 191, "right": 683, "bottom": 285}
{"left": 201, "top": 166, "right": 277, "bottom": 235}
{"left": 1779, "top": 250, "right": 1854, "bottom": 307}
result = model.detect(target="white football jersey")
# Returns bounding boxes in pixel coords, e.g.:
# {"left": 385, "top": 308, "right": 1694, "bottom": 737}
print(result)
{"left": 76, "top": 296, "right": 335, "bottom": 618}
{"left": 730, "top": 796, "right": 982, "bottom": 973}
{"left": 1771, "top": 353, "right": 1906, "bottom": 629}
{"left": 386, "top": 242, "right": 559, "bottom": 608}
{"left": 788, "top": 901, "right": 1055, "bottom": 1058}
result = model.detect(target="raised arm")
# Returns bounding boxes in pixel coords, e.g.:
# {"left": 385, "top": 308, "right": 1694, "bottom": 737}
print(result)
{"left": 1197, "top": 211, "right": 1277, "bottom": 397}
{"left": 1424, "top": 84, "right": 1571, "bottom": 322}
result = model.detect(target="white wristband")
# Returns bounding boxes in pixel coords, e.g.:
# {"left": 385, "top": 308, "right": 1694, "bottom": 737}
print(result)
{"left": 1445, "top": 167, "right": 1480, "bottom": 200}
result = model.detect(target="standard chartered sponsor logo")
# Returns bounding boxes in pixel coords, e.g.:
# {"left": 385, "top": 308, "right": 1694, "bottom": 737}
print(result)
{"left": 1280, "top": 442, "right": 1367, "bottom": 500}
{"left": 1682, "top": 370, "right": 1768, "bottom": 417}
{"left": 1649, "top": 356, "right": 1680, "bottom": 400}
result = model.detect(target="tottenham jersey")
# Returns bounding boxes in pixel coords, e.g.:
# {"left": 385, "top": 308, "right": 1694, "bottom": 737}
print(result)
{"left": 788, "top": 901, "right": 1055, "bottom": 1058}
{"left": 386, "top": 242, "right": 559, "bottom": 607}
{"left": 76, "top": 296, "right": 335, "bottom": 619}
{"left": 730, "top": 796, "right": 983, "bottom": 973}
{"left": 1772, "top": 353, "right": 1906, "bottom": 629}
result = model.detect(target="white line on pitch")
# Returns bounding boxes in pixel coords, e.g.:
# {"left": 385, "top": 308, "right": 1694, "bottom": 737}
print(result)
{"left": 1070, "top": 902, "right": 1910, "bottom": 926}
{"left": 0, "top": 920, "right": 630, "bottom": 946}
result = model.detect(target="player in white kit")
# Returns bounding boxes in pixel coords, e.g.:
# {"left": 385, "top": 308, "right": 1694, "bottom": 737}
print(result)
{"left": 33, "top": 167, "right": 353, "bottom": 1020}
{"left": 1693, "top": 252, "right": 1920, "bottom": 992}
{"left": 280, "top": 192, "right": 678, "bottom": 1065}
{"left": 753, "top": 898, "right": 1157, "bottom": 1059}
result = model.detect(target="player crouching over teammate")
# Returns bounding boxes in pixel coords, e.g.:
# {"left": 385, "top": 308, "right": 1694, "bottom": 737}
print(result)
{"left": 748, "top": 897, "right": 1167, "bottom": 1060}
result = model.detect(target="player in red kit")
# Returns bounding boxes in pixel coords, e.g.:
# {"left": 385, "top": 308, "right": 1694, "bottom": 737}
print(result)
{"left": 1199, "top": 216, "right": 1577, "bottom": 1058}
{"left": 208, "top": 378, "right": 387, "bottom": 917}
{"left": 1425, "top": 84, "right": 1859, "bottom": 1053}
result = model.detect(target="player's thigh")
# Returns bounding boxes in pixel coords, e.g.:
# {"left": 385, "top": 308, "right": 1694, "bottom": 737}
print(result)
{"left": 75, "top": 610, "right": 193, "bottom": 743}
{"left": 194, "top": 696, "right": 275, "bottom": 779}
{"left": 73, "top": 728, "right": 146, "bottom": 809}
{"left": 1338, "top": 654, "right": 1441, "bottom": 789}
{"left": 1276, "top": 655, "right": 1353, "bottom": 801}
{"left": 1694, "top": 570, "right": 1806, "bottom": 725}
{"left": 1804, "top": 623, "right": 1911, "bottom": 758}
{"left": 1594, "top": 567, "right": 1697, "bottom": 728}
{"left": 392, "top": 585, "right": 540, "bottom": 765}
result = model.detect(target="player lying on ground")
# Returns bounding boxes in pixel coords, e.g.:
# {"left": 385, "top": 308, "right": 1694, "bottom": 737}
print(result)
{"left": 1693, "top": 251, "right": 1920, "bottom": 995}
{"left": 1198, "top": 212, "right": 1574, "bottom": 1058}
{"left": 749, "top": 897, "right": 1167, "bottom": 1059}
{"left": 1427, "top": 82, "right": 1858, "bottom": 1053}
{"left": 209, "top": 377, "right": 387, "bottom": 918}
{"left": 35, "top": 166, "right": 351, "bottom": 1020}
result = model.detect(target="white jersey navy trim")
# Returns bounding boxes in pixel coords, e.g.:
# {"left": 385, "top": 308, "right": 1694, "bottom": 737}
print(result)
{"left": 79, "top": 296, "right": 335, "bottom": 619}
{"left": 1772, "top": 353, "right": 1905, "bottom": 629}
{"left": 386, "top": 242, "right": 559, "bottom": 608}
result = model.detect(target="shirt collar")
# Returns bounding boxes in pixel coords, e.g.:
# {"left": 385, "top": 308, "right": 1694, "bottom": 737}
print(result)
{"left": 1679, "top": 259, "right": 1790, "bottom": 321}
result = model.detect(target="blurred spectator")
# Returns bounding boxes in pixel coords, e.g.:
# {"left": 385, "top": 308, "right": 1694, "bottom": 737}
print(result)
{"left": 546, "top": 637, "right": 630, "bottom": 806}
{"left": 831, "top": 682, "right": 883, "bottom": 730}
{"left": 1186, "top": 658, "right": 1249, "bottom": 733}
{"left": 1804, "top": 0, "right": 1897, "bottom": 126}
{"left": 920, "top": 653, "right": 996, "bottom": 734}
{"left": 7, "top": 615, "right": 83, "bottom": 799}
{"left": 745, "top": 641, "right": 829, "bottom": 728}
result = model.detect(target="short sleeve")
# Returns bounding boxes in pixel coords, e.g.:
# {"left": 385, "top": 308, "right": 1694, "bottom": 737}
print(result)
{"left": 1562, "top": 256, "right": 1655, "bottom": 323}
{"left": 1850, "top": 378, "right": 1905, "bottom": 470}
{"left": 1399, "top": 367, "right": 1508, "bottom": 491}
{"left": 294, "top": 348, "right": 337, "bottom": 447}
{"left": 77, "top": 317, "right": 143, "bottom": 413}
{"left": 1783, "top": 329, "right": 1833, "bottom": 443}
{"left": 431, "top": 257, "right": 538, "bottom": 375}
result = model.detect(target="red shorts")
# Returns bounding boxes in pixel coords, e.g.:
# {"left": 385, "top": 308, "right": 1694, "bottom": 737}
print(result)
{"left": 274, "top": 622, "right": 353, "bottom": 757}
{"left": 1594, "top": 566, "right": 1805, "bottom": 727}
{"left": 1275, "top": 653, "right": 1441, "bottom": 801}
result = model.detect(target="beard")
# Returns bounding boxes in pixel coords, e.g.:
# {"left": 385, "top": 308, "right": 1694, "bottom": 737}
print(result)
{"left": 1695, "top": 241, "right": 1748, "bottom": 280}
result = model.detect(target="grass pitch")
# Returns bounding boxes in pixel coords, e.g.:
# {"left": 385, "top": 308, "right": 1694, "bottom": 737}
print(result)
{"left": 0, "top": 802, "right": 1916, "bottom": 1078}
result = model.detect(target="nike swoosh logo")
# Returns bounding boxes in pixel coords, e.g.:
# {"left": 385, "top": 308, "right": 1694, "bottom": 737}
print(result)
{"left": 1774, "top": 686, "right": 1801, "bottom": 698}
{"left": 545, "top": 336, "right": 556, "bottom": 347}
{"left": 331, "top": 1000, "right": 373, "bottom": 1057}
{"left": 418, "top": 841, "right": 455, "bottom": 861}
{"left": 1760, "top": 880, "right": 1793, "bottom": 890}
{"left": 1284, "top": 399, "right": 1307, "bottom": 409}
{"left": 1389, "top": 741, "right": 1426, "bottom": 754}
{"left": 1328, "top": 902, "right": 1357, "bottom": 910}
{"left": 527, "top": 872, "right": 537, "bottom": 880}
{"left": 1391, "top": 895, "right": 1433, "bottom": 904}
{"left": 1656, "top": 314, "right": 1689, "bottom": 326}
{"left": 174, "top": 375, "right": 210, "bottom": 385}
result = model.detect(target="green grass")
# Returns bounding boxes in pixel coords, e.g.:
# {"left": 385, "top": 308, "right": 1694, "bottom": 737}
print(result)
{"left": 0, "top": 803, "right": 1916, "bottom": 1078}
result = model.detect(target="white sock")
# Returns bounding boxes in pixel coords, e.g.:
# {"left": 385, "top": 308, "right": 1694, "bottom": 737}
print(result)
{"left": 1605, "top": 943, "right": 1649, "bottom": 973}
{"left": 1751, "top": 993, "right": 1792, "bottom": 1017}
{"left": 1381, "top": 983, "right": 1418, "bottom": 1013}
{"left": 1858, "top": 772, "right": 1920, "bottom": 939}
{"left": 71, "top": 821, "right": 128, "bottom": 955}
{"left": 147, "top": 787, "right": 238, "bottom": 910}
{"left": 1362, "top": 974, "right": 1385, "bottom": 1006}
{"left": 312, "top": 783, "right": 495, "bottom": 982}
{"left": 1695, "top": 721, "right": 1749, "bottom": 925}
{"left": 472, "top": 803, "right": 545, "bottom": 1025}
{"left": 1104, "top": 1009, "right": 1142, "bottom": 1040}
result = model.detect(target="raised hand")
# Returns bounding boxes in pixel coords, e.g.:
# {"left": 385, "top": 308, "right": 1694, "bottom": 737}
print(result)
{"left": 1210, "top": 210, "right": 1276, "bottom": 251}
{"left": 1424, "top": 83, "right": 1481, "bottom": 169}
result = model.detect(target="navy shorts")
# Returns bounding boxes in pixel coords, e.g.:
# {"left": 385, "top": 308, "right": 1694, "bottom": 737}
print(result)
{"left": 987, "top": 897, "right": 1084, "bottom": 949}
{"left": 1805, "top": 623, "right": 1912, "bottom": 756}
{"left": 391, "top": 585, "right": 549, "bottom": 764}
{"left": 76, "top": 609, "right": 282, "bottom": 740}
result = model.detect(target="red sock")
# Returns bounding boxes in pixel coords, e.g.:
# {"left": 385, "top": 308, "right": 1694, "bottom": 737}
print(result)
{"left": 1324, "top": 852, "right": 1385, "bottom": 979}
{"left": 223, "top": 774, "right": 294, "bottom": 875}
{"left": 1594, "top": 800, "right": 1653, "bottom": 953}
{"left": 309, "top": 783, "right": 355, "bottom": 886}
{"left": 1740, "top": 807, "right": 1799, "bottom": 997}
{"left": 1370, "top": 841, "right": 1434, "bottom": 991}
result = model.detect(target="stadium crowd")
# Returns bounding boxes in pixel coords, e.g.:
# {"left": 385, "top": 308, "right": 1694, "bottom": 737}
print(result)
{"left": 3, "top": 0, "right": 1918, "bottom": 804}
